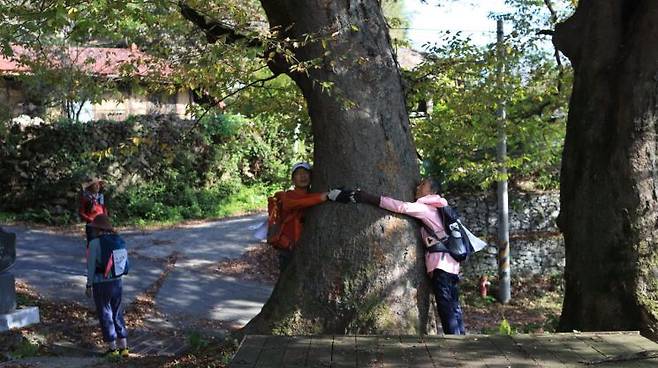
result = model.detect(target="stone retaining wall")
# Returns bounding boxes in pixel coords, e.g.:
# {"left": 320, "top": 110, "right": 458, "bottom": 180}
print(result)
{"left": 447, "top": 190, "right": 564, "bottom": 278}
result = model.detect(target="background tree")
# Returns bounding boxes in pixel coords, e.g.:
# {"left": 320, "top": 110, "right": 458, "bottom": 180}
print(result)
{"left": 553, "top": 0, "right": 658, "bottom": 338}
{"left": 407, "top": 0, "right": 574, "bottom": 191}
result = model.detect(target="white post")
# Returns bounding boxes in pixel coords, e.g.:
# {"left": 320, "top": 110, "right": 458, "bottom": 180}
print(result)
{"left": 496, "top": 19, "right": 511, "bottom": 304}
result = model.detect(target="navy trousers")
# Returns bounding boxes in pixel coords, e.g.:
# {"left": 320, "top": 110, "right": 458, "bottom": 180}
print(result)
{"left": 278, "top": 249, "right": 293, "bottom": 272}
{"left": 431, "top": 269, "right": 465, "bottom": 335}
{"left": 93, "top": 279, "right": 127, "bottom": 342}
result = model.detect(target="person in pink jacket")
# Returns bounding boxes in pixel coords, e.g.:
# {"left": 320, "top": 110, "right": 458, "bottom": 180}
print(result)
{"left": 353, "top": 177, "right": 465, "bottom": 334}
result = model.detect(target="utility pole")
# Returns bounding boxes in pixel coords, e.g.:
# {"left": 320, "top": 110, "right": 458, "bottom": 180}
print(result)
{"left": 496, "top": 19, "right": 511, "bottom": 304}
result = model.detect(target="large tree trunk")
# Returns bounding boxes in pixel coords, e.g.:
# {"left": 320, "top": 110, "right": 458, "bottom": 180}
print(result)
{"left": 553, "top": 1, "right": 658, "bottom": 338}
{"left": 245, "top": 0, "right": 432, "bottom": 334}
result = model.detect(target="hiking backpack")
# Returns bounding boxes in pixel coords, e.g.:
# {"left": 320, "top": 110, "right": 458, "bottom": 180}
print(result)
{"left": 425, "top": 205, "right": 474, "bottom": 262}
{"left": 97, "top": 233, "right": 130, "bottom": 278}
{"left": 266, "top": 191, "right": 292, "bottom": 250}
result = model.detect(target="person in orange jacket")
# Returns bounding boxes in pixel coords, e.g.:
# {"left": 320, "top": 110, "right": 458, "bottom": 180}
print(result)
{"left": 275, "top": 162, "right": 351, "bottom": 271}
{"left": 79, "top": 177, "right": 108, "bottom": 246}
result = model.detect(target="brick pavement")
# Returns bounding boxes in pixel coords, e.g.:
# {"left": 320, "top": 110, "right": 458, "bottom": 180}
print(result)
{"left": 127, "top": 329, "right": 188, "bottom": 356}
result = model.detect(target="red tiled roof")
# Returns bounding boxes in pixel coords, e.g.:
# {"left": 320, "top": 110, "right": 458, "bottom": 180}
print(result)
{"left": 0, "top": 45, "right": 171, "bottom": 77}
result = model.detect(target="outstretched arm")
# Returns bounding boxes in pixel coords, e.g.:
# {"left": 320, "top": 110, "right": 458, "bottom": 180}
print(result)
{"left": 356, "top": 190, "right": 439, "bottom": 221}
{"left": 281, "top": 192, "right": 327, "bottom": 211}
{"left": 282, "top": 188, "right": 355, "bottom": 210}
{"left": 354, "top": 190, "right": 381, "bottom": 206}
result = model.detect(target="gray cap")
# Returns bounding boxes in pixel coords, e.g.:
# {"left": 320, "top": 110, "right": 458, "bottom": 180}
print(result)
{"left": 291, "top": 162, "right": 312, "bottom": 175}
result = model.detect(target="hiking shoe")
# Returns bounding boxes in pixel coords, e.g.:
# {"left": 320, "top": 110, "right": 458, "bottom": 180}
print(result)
{"left": 120, "top": 348, "right": 129, "bottom": 358}
{"left": 105, "top": 349, "right": 120, "bottom": 360}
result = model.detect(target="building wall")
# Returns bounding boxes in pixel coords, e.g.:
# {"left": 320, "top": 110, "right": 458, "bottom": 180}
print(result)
{"left": 92, "top": 89, "right": 191, "bottom": 121}
{"left": 1, "top": 77, "right": 191, "bottom": 121}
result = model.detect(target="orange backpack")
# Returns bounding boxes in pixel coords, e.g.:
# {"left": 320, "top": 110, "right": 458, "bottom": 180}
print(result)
{"left": 267, "top": 191, "right": 292, "bottom": 250}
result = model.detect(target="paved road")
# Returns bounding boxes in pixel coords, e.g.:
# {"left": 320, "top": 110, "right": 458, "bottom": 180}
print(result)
{"left": 2, "top": 214, "right": 273, "bottom": 329}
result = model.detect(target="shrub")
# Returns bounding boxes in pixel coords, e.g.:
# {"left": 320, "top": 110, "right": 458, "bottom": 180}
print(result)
{"left": 0, "top": 113, "right": 301, "bottom": 224}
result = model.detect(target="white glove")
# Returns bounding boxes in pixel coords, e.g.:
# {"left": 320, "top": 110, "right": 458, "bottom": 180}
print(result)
{"left": 327, "top": 189, "right": 342, "bottom": 201}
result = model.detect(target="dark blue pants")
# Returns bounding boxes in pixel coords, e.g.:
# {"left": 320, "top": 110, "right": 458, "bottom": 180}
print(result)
{"left": 93, "top": 279, "right": 127, "bottom": 342}
{"left": 278, "top": 249, "right": 293, "bottom": 272}
{"left": 431, "top": 269, "right": 465, "bottom": 335}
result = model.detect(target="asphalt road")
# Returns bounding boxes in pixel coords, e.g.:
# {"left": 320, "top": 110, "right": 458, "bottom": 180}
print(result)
{"left": 3, "top": 214, "right": 272, "bottom": 329}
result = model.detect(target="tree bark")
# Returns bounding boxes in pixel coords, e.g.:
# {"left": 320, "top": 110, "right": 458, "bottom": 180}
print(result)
{"left": 245, "top": 0, "right": 433, "bottom": 334}
{"left": 553, "top": 0, "right": 658, "bottom": 338}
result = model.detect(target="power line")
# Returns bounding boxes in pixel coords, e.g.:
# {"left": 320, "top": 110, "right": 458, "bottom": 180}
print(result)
{"left": 391, "top": 27, "right": 496, "bottom": 33}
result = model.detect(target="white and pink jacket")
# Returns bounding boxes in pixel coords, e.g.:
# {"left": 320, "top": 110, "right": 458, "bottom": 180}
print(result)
{"left": 379, "top": 194, "right": 460, "bottom": 275}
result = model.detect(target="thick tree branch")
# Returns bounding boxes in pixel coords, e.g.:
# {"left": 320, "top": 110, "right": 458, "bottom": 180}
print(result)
{"left": 509, "top": 100, "right": 553, "bottom": 122}
{"left": 552, "top": 0, "right": 586, "bottom": 67}
{"left": 177, "top": 1, "right": 291, "bottom": 78}
{"left": 177, "top": 1, "right": 260, "bottom": 47}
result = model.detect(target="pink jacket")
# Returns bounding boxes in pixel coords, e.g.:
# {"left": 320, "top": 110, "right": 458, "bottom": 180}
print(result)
{"left": 379, "top": 194, "right": 460, "bottom": 275}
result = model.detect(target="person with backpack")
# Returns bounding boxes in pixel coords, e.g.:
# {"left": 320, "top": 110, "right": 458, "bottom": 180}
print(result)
{"left": 85, "top": 214, "right": 130, "bottom": 358}
{"left": 79, "top": 176, "right": 108, "bottom": 247}
{"left": 352, "top": 177, "right": 466, "bottom": 335}
{"left": 268, "top": 162, "right": 351, "bottom": 271}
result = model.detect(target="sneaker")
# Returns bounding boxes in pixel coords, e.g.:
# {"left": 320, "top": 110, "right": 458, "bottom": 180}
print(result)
{"left": 120, "top": 348, "right": 129, "bottom": 358}
{"left": 105, "top": 349, "right": 120, "bottom": 359}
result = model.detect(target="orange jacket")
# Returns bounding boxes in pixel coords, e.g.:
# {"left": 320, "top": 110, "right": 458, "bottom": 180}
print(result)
{"left": 278, "top": 188, "right": 325, "bottom": 249}
{"left": 79, "top": 191, "right": 108, "bottom": 223}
